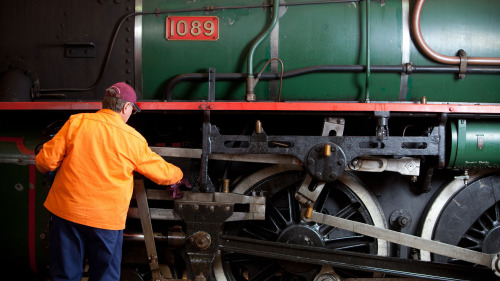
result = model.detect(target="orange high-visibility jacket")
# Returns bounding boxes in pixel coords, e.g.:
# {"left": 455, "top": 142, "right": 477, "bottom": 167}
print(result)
{"left": 36, "top": 109, "right": 183, "bottom": 230}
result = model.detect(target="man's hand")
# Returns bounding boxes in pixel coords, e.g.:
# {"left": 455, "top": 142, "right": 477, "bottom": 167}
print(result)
{"left": 167, "top": 178, "right": 192, "bottom": 199}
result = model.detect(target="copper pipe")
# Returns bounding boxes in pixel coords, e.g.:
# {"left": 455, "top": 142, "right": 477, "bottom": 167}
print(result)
{"left": 412, "top": 0, "right": 500, "bottom": 66}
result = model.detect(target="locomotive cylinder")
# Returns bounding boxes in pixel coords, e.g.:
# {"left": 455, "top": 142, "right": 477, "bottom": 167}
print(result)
{"left": 448, "top": 120, "right": 500, "bottom": 169}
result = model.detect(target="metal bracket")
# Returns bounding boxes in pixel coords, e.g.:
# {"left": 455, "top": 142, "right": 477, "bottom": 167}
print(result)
{"left": 198, "top": 70, "right": 217, "bottom": 192}
{"left": 199, "top": 110, "right": 215, "bottom": 192}
{"left": 454, "top": 169, "right": 470, "bottom": 186}
{"left": 374, "top": 111, "right": 390, "bottom": 140}
{"left": 208, "top": 68, "right": 216, "bottom": 102}
{"left": 321, "top": 117, "right": 345, "bottom": 137}
{"left": 209, "top": 124, "right": 441, "bottom": 182}
{"left": 458, "top": 49, "right": 468, "bottom": 79}
{"left": 174, "top": 201, "right": 234, "bottom": 281}
{"left": 64, "top": 43, "right": 96, "bottom": 58}
{"left": 131, "top": 184, "right": 265, "bottom": 281}
{"left": 128, "top": 191, "right": 266, "bottom": 222}
{"left": 347, "top": 156, "right": 420, "bottom": 176}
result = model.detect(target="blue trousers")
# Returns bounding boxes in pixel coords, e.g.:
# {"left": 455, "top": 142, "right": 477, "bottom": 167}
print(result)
{"left": 49, "top": 214, "right": 123, "bottom": 281}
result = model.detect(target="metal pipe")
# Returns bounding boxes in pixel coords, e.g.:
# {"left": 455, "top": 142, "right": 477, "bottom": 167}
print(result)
{"left": 412, "top": 0, "right": 500, "bottom": 66}
{"left": 245, "top": 0, "right": 280, "bottom": 101}
{"left": 165, "top": 65, "right": 500, "bottom": 101}
{"left": 247, "top": 0, "right": 280, "bottom": 77}
{"left": 123, "top": 233, "right": 186, "bottom": 248}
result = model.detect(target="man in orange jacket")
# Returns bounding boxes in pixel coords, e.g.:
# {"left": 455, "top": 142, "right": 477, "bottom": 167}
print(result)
{"left": 36, "top": 82, "right": 183, "bottom": 281}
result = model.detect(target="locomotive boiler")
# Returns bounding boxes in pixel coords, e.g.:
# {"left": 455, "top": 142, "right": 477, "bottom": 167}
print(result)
{"left": 1, "top": 0, "right": 500, "bottom": 280}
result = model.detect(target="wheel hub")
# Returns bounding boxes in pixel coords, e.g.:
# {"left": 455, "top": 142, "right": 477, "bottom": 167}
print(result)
{"left": 278, "top": 224, "right": 324, "bottom": 247}
{"left": 483, "top": 225, "right": 500, "bottom": 254}
{"left": 277, "top": 224, "right": 324, "bottom": 275}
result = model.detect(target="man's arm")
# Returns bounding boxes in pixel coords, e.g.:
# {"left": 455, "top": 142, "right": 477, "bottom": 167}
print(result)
{"left": 35, "top": 120, "right": 70, "bottom": 174}
{"left": 135, "top": 146, "right": 183, "bottom": 186}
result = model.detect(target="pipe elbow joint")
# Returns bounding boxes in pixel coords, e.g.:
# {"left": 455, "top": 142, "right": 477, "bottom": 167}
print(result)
{"left": 245, "top": 77, "right": 259, "bottom": 102}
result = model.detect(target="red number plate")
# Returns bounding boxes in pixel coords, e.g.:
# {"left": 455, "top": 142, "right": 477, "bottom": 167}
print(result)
{"left": 166, "top": 16, "right": 219, "bottom": 41}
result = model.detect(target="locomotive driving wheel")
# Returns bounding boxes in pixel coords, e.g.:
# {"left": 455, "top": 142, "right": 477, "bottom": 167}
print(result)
{"left": 420, "top": 170, "right": 500, "bottom": 265}
{"left": 214, "top": 165, "right": 388, "bottom": 281}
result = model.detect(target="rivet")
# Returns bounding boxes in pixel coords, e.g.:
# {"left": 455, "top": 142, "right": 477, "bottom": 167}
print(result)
{"left": 14, "top": 183, "right": 24, "bottom": 192}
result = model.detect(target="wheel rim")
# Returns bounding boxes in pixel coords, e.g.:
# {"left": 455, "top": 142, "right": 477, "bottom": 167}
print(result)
{"left": 420, "top": 170, "right": 500, "bottom": 264}
{"left": 214, "top": 165, "right": 388, "bottom": 281}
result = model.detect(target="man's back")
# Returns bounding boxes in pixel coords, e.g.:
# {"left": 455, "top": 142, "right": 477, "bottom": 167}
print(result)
{"left": 36, "top": 109, "right": 182, "bottom": 230}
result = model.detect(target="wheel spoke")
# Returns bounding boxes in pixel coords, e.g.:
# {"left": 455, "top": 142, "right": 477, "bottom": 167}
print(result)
{"left": 467, "top": 226, "right": 485, "bottom": 237}
{"left": 484, "top": 211, "right": 495, "bottom": 227}
{"left": 319, "top": 202, "right": 360, "bottom": 236}
{"left": 464, "top": 234, "right": 482, "bottom": 247}
{"left": 477, "top": 217, "right": 488, "bottom": 232}
{"left": 241, "top": 222, "right": 279, "bottom": 241}
{"left": 495, "top": 203, "right": 500, "bottom": 224}
{"left": 268, "top": 204, "right": 289, "bottom": 231}
{"left": 288, "top": 188, "right": 302, "bottom": 223}
{"left": 314, "top": 182, "right": 330, "bottom": 213}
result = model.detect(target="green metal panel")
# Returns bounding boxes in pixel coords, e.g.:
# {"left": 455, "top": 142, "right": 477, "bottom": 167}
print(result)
{"left": 142, "top": 0, "right": 500, "bottom": 102}
{"left": 142, "top": 0, "right": 270, "bottom": 100}
{"left": 408, "top": 0, "right": 500, "bottom": 103}
{"left": 142, "top": 0, "right": 403, "bottom": 101}
{"left": 277, "top": 0, "right": 402, "bottom": 101}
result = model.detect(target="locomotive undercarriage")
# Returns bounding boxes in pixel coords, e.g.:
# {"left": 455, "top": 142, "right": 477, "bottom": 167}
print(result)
{"left": 1, "top": 0, "right": 500, "bottom": 279}
{"left": 118, "top": 111, "right": 500, "bottom": 281}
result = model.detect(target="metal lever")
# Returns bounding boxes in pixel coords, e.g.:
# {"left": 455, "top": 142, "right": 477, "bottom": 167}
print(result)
{"left": 134, "top": 178, "right": 173, "bottom": 281}
{"left": 308, "top": 211, "right": 500, "bottom": 276}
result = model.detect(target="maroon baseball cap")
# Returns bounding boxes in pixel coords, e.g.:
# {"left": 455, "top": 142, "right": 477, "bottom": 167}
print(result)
{"left": 105, "top": 82, "right": 141, "bottom": 113}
